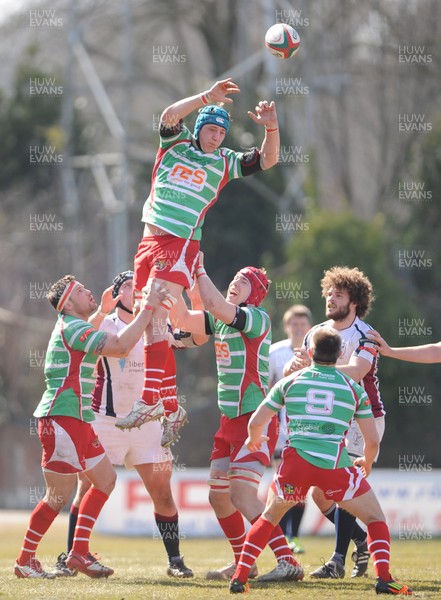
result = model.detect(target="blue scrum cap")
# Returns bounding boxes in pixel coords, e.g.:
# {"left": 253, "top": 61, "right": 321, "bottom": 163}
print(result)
{"left": 193, "top": 105, "right": 230, "bottom": 140}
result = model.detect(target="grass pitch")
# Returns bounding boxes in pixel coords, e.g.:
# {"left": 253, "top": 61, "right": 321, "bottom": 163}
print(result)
{"left": 0, "top": 513, "right": 439, "bottom": 599}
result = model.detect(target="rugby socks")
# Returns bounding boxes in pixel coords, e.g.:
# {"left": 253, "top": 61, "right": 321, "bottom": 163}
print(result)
{"left": 72, "top": 488, "right": 108, "bottom": 555}
{"left": 217, "top": 510, "right": 246, "bottom": 564}
{"left": 250, "top": 516, "right": 298, "bottom": 566}
{"left": 233, "top": 517, "right": 274, "bottom": 583}
{"left": 142, "top": 340, "right": 168, "bottom": 406}
{"left": 67, "top": 505, "right": 79, "bottom": 552}
{"left": 324, "top": 504, "right": 367, "bottom": 556}
{"left": 17, "top": 500, "right": 58, "bottom": 564}
{"left": 161, "top": 346, "right": 178, "bottom": 416}
{"left": 280, "top": 503, "right": 305, "bottom": 538}
{"left": 155, "top": 512, "right": 180, "bottom": 560}
{"left": 333, "top": 507, "right": 357, "bottom": 564}
{"left": 367, "top": 521, "right": 391, "bottom": 580}
{"left": 267, "top": 524, "right": 298, "bottom": 565}
{"left": 352, "top": 521, "right": 368, "bottom": 548}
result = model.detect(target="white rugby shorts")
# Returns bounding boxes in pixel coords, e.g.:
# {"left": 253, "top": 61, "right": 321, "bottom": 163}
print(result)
{"left": 346, "top": 415, "right": 385, "bottom": 462}
{"left": 92, "top": 413, "right": 172, "bottom": 468}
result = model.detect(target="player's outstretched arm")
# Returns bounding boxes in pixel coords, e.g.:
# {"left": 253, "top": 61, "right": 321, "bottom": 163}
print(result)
{"left": 169, "top": 295, "right": 206, "bottom": 336}
{"left": 194, "top": 253, "right": 237, "bottom": 324}
{"left": 248, "top": 100, "right": 280, "bottom": 169}
{"left": 161, "top": 78, "right": 240, "bottom": 126}
{"left": 337, "top": 355, "right": 371, "bottom": 384}
{"left": 95, "top": 286, "right": 166, "bottom": 357}
{"left": 185, "top": 281, "right": 210, "bottom": 346}
{"left": 246, "top": 403, "right": 275, "bottom": 452}
{"left": 368, "top": 330, "right": 441, "bottom": 363}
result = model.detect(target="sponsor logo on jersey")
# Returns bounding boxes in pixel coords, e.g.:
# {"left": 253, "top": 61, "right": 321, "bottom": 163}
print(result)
{"left": 326, "top": 488, "right": 343, "bottom": 496}
{"left": 168, "top": 163, "right": 207, "bottom": 191}
{"left": 321, "top": 422, "right": 336, "bottom": 434}
{"left": 215, "top": 341, "right": 231, "bottom": 366}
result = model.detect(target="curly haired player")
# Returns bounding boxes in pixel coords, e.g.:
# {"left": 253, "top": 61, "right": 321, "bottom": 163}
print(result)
{"left": 285, "top": 266, "right": 384, "bottom": 580}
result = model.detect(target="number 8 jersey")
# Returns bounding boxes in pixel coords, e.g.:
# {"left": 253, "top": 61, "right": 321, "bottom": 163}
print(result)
{"left": 265, "top": 364, "right": 373, "bottom": 469}
{"left": 205, "top": 305, "right": 272, "bottom": 419}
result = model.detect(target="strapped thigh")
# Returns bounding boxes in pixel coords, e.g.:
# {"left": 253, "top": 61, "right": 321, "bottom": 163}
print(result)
{"left": 228, "top": 460, "right": 265, "bottom": 490}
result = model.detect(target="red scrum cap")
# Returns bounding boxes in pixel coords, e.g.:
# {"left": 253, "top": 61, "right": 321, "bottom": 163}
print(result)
{"left": 238, "top": 267, "right": 270, "bottom": 306}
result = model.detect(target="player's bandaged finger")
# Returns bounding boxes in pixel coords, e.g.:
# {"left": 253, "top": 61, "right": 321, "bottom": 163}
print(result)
{"left": 227, "top": 467, "right": 263, "bottom": 490}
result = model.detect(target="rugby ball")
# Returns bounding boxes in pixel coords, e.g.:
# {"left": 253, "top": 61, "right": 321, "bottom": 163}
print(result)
{"left": 265, "top": 23, "right": 300, "bottom": 59}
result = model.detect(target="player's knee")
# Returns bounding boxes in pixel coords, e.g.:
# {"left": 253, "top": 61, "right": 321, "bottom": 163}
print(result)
{"left": 149, "top": 483, "right": 175, "bottom": 510}
{"left": 312, "top": 487, "right": 331, "bottom": 511}
{"left": 43, "top": 492, "right": 70, "bottom": 513}
{"left": 107, "top": 472, "right": 117, "bottom": 494}
{"left": 97, "top": 472, "right": 116, "bottom": 496}
{"left": 208, "top": 475, "right": 230, "bottom": 507}
{"left": 362, "top": 505, "right": 386, "bottom": 524}
{"left": 228, "top": 468, "right": 262, "bottom": 510}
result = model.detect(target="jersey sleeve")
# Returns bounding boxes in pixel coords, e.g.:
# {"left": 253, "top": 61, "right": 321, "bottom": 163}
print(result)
{"left": 240, "top": 148, "right": 262, "bottom": 176}
{"left": 240, "top": 307, "right": 271, "bottom": 339}
{"left": 353, "top": 335, "right": 379, "bottom": 364}
{"left": 204, "top": 310, "right": 216, "bottom": 335}
{"left": 268, "top": 348, "right": 277, "bottom": 388}
{"left": 303, "top": 328, "right": 314, "bottom": 350}
{"left": 159, "top": 122, "right": 191, "bottom": 149}
{"left": 263, "top": 379, "right": 285, "bottom": 412}
{"left": 222, "top": 147, "right": 246, "bottom": 181}
{"left": 64, "top": 319, "right": 107, "bottom": 354}
{"left": 354, "top": 384, "right": 374, "bottom": 419}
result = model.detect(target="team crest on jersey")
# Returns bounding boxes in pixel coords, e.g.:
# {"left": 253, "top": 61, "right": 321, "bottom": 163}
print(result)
{"left": 284, "top": 483, "right": 295, "bottom": 495}
{"left": 92, "top": 439, "right": 101, "bottom": 448}
{"left": 79, "top": 328, "right": 95, "bottom": 342}
{"left": 155, "top": 258, "right": 167, "bottom": 271}
{"left": 168, "top": 163, "right": 207, "bottom": 191}
{"left": 340, "top": 340, "right": 348, "bottom": 356}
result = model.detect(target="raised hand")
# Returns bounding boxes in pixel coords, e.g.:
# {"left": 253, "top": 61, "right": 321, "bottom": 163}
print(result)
{"left": 100, "top": 285, "right": 120, "bottom": 315}
{"left": 248, "top": 100, "right": 278, "bottom": 129}
{"left": 206, "top": 78, "right": 240, "bottom": 104}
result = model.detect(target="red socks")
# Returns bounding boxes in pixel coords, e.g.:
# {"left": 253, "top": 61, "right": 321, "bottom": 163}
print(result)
{"left": 161, "top": 346, "right": 178, "bottom": 416}
{"left": 234, "top": 517, "right": 274, "bottom": 582}
{"left": 218, "top": 511, "right": 246, "bottom": 564}
{"left": 142, "top": 340, "right": 169, "bottom": 406}
{"left": 17, "top": 500, "right": 58, "bottom": 564}
{"left": 250, "top": 516, "right": 296, "bottom": 566}
{"left": 72, "top": 488, "right": 109, "bottom": 555}
{"left": 368, "top": 520, "right": 391, "bottom": 581}
{"left": 268, "top": 524, "right": 297, "bottom": 565}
